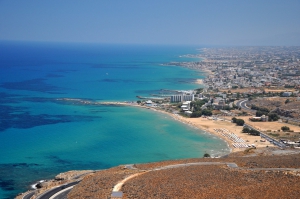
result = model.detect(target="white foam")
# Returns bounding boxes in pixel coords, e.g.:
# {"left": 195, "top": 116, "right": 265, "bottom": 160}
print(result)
{"left": 31, "top": 180, "right": 45, "bottom": 189}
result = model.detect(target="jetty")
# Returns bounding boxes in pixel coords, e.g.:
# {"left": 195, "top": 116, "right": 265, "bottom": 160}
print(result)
{"left": 136, "top": 96, "right": 164, "bottom": 100}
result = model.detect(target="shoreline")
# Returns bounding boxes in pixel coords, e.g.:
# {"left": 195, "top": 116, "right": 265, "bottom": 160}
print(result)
{"left": 14, "top": 47, "right": 299, "bottom": 199}
{"left": 144, "top": 106, "right": 233, "bottom": 153}
{"left": 16, "top": 102, "right": 277, "bottom": 199}
{"left": 16, "top": 49, "right": 261, "bottom": 198}
{"left": 101, "top": 102, "right": 273, "bottom": 154}
{"left": 195, "top": 78, "right": 204, "bottom": 85}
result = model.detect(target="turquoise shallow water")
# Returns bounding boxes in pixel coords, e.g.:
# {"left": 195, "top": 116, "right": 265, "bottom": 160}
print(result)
{"left": 0, "top": 42, "right": 229, "bottom": 198}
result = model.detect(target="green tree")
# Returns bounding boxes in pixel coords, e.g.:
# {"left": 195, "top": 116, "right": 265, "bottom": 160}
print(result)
{"left": 232, "top": 117, "right": 237, "bottom": 123}
{"left": 190, "top": 100, "right": 206, "bottom": 112}
{"left": 202, "top": 109, "right": 212, "bottom": 116}
{"left": 249, "top": 129, "right": 260, "bottom": 136}
{"left": 203, "top": 153, "right": 211, "bottom": 158}
{"left": 256, "top": 110, "right": 268, "bottom": 117}
{"left": 190, "top": 111, "right": 202, "bottom": 118}
{"left": 268, "top": 113, "right": 280, "bottom": 121}
{"left": 236, "top": 119, "right": 245, "bottom": 126}
{"left": 281, "top": 126, "right": 290, "bottom": 132}
{"left": 242, "top": 127, "right": 250, "bottom": 133}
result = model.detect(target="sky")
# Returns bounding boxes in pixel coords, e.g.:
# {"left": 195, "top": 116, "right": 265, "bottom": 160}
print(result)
{"left": 0, "top": 0, "right": 300, "bottom": 46}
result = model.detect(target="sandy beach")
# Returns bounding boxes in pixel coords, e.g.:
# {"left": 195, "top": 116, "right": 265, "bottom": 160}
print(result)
{"left": 195, "top": 79, "right": 204, "bottom": 85}
{"left": 125, "top": 104, "right": 272, "bottom": 153}
{"left": 74, "top": 101, "right": 275, "bottom": 153}
{"left": 173, "top": 116, "right": 272, "bottom": 152}
{"left": 17, "top": 103, "right": 298, "bottom": 199}
{"left": 100, "top": 102, "right": 274, "bottom": 153}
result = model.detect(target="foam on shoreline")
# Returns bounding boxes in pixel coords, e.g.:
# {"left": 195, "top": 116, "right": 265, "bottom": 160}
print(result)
{"left": 30, "top": 180, "right": 45, "bottom": 190}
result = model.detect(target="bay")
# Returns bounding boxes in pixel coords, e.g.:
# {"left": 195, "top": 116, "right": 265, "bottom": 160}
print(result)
{"left": 0, "top": 41, "right": 229, "bottom": 198}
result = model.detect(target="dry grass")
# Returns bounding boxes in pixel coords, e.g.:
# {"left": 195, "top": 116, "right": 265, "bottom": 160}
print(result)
{"left": 123, "top": 165, "right": 300, "bottom": 199}
{"left": 237, "top": 116, "right": 300, "bottom": 141}
{"left": 67, "top": 166, "right": 140, "bottom": 199}
{"left": 69, "top": 149, "right": 300, "bottom": 199}
{"left": 249, "top": 97, "right": 300, "bottom": 119}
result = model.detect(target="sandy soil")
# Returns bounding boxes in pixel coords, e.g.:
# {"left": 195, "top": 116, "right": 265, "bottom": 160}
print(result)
{"left": 172, "top": 116, "right": 272, "bottom": 152}
{"left": 91, "top": 102, "right": 294, "bottom": 152}
{"left": 264, "top": 88, "right": 295, "bottom": 92}
{"left": 237, "top": 116, "right": 300, "bottom": 132}
{"left": 220, "top": 87, "right": 264, "bottom": 93}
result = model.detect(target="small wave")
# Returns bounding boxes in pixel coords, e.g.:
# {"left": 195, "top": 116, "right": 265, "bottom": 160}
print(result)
{"left": 31, "top": 180, "right": 45, "bottom": 190}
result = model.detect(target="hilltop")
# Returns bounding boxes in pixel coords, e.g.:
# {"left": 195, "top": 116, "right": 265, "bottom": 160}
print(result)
{"left": 18, "top": 148, "right": 300, "bottom": 199}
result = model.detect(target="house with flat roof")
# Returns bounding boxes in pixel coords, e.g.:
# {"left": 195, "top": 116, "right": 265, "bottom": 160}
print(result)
{"left": 181, "top": 101, "right": 191, "bottom": 111}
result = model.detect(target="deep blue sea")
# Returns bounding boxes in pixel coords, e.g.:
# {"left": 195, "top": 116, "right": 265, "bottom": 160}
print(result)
{"left": 0, "top": 41, "right": 229, "bottom": 199}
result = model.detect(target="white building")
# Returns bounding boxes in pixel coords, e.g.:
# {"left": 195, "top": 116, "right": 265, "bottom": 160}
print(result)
{"left": 181, "top": 101, "right": 191, "bottom": 111}
{"left": 171, "top": 94, "right": 194, "bottom": 103}
{"left": 171, "top": 95, "right": 182, "bottom": 103}
{"left": 145, "top": 100, "right": 153, "bottom": 106}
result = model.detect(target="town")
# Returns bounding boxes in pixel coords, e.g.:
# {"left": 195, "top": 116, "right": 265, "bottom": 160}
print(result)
{"left": 140, "top": 47, "right": 300, "bottom": 149}
{"left": 18, "top": 47, "right": 300, "bottom": 199}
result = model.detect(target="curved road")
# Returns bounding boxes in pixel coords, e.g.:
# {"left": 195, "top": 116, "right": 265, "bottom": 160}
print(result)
{"left": 237, "top": 99, "right": 300, "bottom": 124}
{"left": 50, "top": 186, "right": 74, "bottom": 199}
{"left": 32, "top": 161, "right": 300, "bottom": 199}
{"left": 22, "top": 191, "right": 35, "bottom": 199}
{"left": 236, "top": 99, "right": 253, "bottom": 111}
{"left": 36, "top": 181, "right": 79, "bottom": 199}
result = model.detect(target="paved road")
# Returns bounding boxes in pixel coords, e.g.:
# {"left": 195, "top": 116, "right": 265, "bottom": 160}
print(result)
{"left": 260, "top": 132, "right": 286, "bottom": 148}
{"left": 22, "top": 191, "right": 35, "bottom": 199}
{"left": 237, "top": 99, "right": 285, "bottom": 147}
{"left": 36, "top": 181, "right": 79, "bottom": 199}
{"left": 244, "top": 123, "right": 286, "bottom": 148}
{"left": 237, "top": 99, "right": 300, "bottom": 124}
{"left": 50, "top": 186, "right": 74, "bottom": 199}
{"left": 236, "top": 99, "right": 254, "bottom": 112}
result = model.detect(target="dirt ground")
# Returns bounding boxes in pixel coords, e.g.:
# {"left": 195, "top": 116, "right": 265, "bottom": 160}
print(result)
{"left": 234, "top": 116, "right": 300, "bottom": 141}
{"left": 237, "top": 116, "right": 299, "bottom": 131}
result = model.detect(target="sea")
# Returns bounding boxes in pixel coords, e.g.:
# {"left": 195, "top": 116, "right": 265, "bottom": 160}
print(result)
{"left": 0, "top": 41, "right": 230, "bottom": 199}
